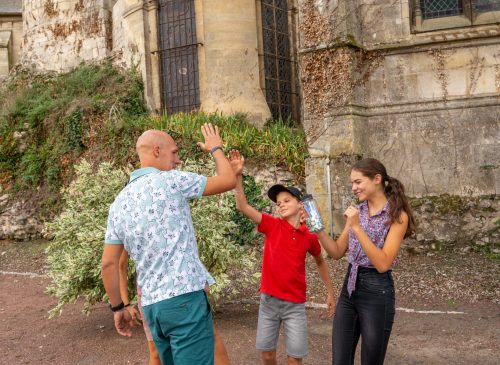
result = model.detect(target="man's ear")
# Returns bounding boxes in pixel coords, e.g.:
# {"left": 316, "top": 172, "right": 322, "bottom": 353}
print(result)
{"left": 153, "top": 145, "right": 160, "bottom": 158}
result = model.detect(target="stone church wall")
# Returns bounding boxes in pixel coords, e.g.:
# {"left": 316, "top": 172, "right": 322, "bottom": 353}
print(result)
{"left": 21, "top": 0, "right": 114, "bottom": 72}
{"left": 299, "top": 0, "right": 500, "bottom": 245}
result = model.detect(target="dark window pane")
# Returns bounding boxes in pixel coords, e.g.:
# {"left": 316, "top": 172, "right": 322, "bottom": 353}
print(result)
{"left": 263, "top": 31, "right": 276, "bottom": 56}
{"left": 158, "top": 0, "right": 200, "bottom": 113}
{"left": 420, "top": 0, "right": 463, "bottom": 19}
{"left": 475, "top": 0, "right": 500, "bottom": 12}
{"left": 261, "top": 0, "right": 294, "bottom": 120}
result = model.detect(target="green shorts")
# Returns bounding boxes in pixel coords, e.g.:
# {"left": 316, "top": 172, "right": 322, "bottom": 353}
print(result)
{"left": 143, "top": 290, "right": 214, "bottom": 365}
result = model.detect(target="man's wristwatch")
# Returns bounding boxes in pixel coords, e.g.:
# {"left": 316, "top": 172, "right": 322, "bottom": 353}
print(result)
{"left": 109, "top": 301, "right": 125, "bottom": 312}
{"left": 209, "top": 146, "right": 223, "bottom": 155}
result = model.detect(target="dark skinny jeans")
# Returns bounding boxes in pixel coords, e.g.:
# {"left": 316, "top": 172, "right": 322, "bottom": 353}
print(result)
{"left": 332, "top": 265, "right": 395, "bottom": 365}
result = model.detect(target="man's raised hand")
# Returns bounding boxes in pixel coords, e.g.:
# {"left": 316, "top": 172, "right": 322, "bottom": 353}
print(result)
{"left": 197, "top": 123, "right": 223, "bottom": 153}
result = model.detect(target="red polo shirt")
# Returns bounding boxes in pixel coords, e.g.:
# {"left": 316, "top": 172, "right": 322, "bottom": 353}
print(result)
{"left": 258, "top": 213, "right": 321, "bottom": 303}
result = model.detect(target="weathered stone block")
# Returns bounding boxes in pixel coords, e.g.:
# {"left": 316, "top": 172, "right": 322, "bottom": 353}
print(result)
{"left": 471, "top": 66, "right": 496, "bottom": 95}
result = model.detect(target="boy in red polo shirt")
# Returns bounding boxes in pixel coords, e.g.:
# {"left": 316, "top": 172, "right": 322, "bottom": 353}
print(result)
{"left": 229, "top": 150, "right": 335, "bottom": 365}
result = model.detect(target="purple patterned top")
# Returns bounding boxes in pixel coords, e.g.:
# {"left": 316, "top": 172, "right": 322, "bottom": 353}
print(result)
{"left": 347, "top": 201, "right": 391, "bottom": 296}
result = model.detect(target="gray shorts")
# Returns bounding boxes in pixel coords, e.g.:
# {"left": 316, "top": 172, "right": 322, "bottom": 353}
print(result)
{"left": 256, "top": 293, "right": 308, "bottom": 358}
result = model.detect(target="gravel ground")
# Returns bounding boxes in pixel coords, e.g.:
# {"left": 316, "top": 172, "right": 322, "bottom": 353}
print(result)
{"left": 305, "top": 246, "right": 500, "bottom": 308}
{"left": 1, "top": 239, "right": 499, "bottom": 365}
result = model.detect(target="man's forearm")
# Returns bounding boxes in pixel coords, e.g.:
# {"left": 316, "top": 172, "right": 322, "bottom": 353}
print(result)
{"left": 212, "top": 150, "right": 236, "bottom": 187}
{"left": 102, "top": 262, "right": 123, "bottom": 306}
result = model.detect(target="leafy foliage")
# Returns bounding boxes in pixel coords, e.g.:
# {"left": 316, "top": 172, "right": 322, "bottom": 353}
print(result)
{"left": 0, "top": 63, "right": 307, "bottom": 217}
{"left": 45, "top": 159, "right": 260, "bottom": 316}
{"left": 0, "top": 62, "right": 147, "bottom": 192}
{"left": 229, "top": 175, "right": 269, "bottom": 246}
{"left": 45, "top": 160, "right": 128, "bottom": 317}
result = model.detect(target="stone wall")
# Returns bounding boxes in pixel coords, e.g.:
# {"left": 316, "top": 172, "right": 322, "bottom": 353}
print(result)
{"left": 21, "top": 0, "right": 115, "bottom": 72}
{"left": 299, "top": 0, "right": 500, "bottom": 244}
{"left": 0, "top": 190, "right": 44, "bottom": 241}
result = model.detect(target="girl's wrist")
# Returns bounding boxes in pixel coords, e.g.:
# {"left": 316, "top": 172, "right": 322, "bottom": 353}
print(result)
{"left": 351, "top": 224, "right": 362, "bottom": 233}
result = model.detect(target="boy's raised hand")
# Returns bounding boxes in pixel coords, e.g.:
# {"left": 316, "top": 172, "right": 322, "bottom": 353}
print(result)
{"left": 229, "top": 150, "right": 245, "bottom": 176}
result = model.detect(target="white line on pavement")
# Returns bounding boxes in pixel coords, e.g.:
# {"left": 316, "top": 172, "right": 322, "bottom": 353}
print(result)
{"left": 305, "top": 302, "right": 465, "bottom": 314}
{"left": 396, "top": 307, "right": 465, "bottom": 314}
{"left": 0, "top": 272, "right": 467, "bottom": 314}
{"left": 0, "top": 270, "right": 47, "bottom": 278}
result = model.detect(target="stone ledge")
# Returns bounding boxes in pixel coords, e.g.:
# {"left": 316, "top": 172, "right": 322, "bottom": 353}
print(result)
{"left": 298, "top": 25, "right": 500, "bottom": 54}
{"left": 325, "top": 94, "right": 500, "bottom": 118}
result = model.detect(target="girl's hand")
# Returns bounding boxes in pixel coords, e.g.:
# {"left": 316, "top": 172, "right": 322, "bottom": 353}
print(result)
{"left": 344, "top": 206, "right": 360, "bottom": 228}
{"left": 229, "top": 150, "right": 245, "bottom": 176}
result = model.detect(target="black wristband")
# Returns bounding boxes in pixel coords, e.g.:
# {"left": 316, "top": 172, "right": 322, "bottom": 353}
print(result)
{"left": 209, "top": 146, "right": 223, "bottom": 155}
{"left": 109, "top": 301, "right": 125, "bottom": 312}
{"left": 124, "top": 303, "right": 132, "bottom": 308}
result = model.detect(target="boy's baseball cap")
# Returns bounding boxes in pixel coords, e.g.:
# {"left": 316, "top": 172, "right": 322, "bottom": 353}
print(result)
{"left": 267, "top": 184, "right": 303, "bottom": 203}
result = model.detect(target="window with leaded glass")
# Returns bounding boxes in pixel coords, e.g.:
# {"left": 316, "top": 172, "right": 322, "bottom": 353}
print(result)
{"left": 260, "top": 0, "right": 297, "bottom": 121}
{"left": 420, "top": 0, "right": 464, "bottom": 19}
{"left": 413, "top": 0, "right": 500, "bottom": 31}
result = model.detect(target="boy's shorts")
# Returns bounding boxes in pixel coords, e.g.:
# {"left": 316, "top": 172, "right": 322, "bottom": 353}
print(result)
{"left": 256, "top": 293, "right": 308, "bottom": 358}
{"left": 143, "top": 290, "right": 214, "bottom": 365}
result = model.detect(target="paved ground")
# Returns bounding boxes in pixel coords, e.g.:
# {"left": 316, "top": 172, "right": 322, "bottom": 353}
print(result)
{"left": 0, "top": 240, "right": 499, "bottom": 364}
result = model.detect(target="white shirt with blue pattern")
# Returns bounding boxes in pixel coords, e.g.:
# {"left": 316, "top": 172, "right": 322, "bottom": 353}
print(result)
{"left": 105, "top": 167, "right": 215, "bottom": 306}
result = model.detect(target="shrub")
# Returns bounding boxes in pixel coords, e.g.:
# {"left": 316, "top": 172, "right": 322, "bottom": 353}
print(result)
{"left": 0, "top": 62, "right": 148, "bottom": 192}
{"left": 45, "top": 160, "right": 127, "bottom": 317}
{"left": 45, "top": 159, "right": 260, "bottom": 316}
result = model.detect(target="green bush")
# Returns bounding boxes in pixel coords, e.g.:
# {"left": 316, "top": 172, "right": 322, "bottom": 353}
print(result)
{"left": 45, "top": 159, "right": 260, "bottom": 316}
{"left": 45, "top": 160, "right": 128, "bottom": 317}
{"left": 19, "top": 145, "right": 44, "bottom": 186}
{"left": 0, "top": 62, "right": 148, "bottom": 192}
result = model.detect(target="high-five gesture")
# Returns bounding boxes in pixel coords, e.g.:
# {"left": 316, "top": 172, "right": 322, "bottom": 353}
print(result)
{"left": 197, "top": 123, "right": 223, "bottom": 153}
{"left": 229, "top": 150, "right": 245, "bottom": 176}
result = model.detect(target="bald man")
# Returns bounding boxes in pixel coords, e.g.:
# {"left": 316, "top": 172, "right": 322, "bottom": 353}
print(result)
{"left": 102, "top": 124, "right": 236, "bottom": 365}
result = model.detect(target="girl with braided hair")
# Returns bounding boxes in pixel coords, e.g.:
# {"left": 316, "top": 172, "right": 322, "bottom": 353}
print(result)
{"left": 312, "top": 158, "right": 416, "bottom": 365}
